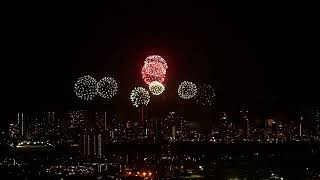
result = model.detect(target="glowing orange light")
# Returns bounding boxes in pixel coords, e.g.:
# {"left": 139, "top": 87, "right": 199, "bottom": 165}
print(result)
{"left": 149, "top": 172, "right": 152, "bottom": 176}
{"left": 143, "top": 172, "right": 146, "bottom": 176}
{"left": 128, "top": 172, "right": 131, "bottom": 175}
{"left": 137, "top": 172, "right": 140, "bottom": 175}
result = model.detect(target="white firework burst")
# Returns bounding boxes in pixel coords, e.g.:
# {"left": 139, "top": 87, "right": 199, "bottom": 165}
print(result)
{"left": 96, "top": 77, "right": 118, "bottom": 98}
{"left": 149, "top": 81, "right": 165, "bottom": 95}
{"left": 178, "top": 81, "right": 197, "bottom": 99}
{"left": 130, "top": 87, "right": 150, "bottom": 107}
{"left": 74, "top": 75, "right": 97, "bottom": 101}
{"left": 195, "top": 84, "right": 215, "bottom": 106}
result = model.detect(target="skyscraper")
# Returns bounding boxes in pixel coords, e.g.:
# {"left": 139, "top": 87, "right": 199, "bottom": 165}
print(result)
{"left": 240, "top": 109, "right": 249, "bottom": 138}
{"left": 95, "top": 111, "right": 108, "bottom": 130}
{"left": 17, "top": 112, "right": 25, "bottom": 138}
{"left": 313, "top": 108, "right": 320, "bottom": 132}
{"left": 9, "top": 123, "right": 19, "bottom": 140}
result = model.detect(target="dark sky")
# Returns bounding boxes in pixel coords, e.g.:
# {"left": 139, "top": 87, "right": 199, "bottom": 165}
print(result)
{"left": 1, "top": 2, "right": 318, "bottom": 123}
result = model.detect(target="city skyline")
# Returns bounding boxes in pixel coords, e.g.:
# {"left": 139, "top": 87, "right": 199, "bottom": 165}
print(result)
{"left": 4, "top": 108, "right": 320, "bottom": 140}
{"left": 1, "top": 2, "right": 319, "bottom": 179}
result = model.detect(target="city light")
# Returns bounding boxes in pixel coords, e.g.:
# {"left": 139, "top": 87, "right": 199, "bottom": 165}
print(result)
{"left": 16, "top": 141, "right": 54, "bottom": 148}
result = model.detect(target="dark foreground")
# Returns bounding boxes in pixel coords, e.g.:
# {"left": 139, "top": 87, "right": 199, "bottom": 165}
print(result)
{"left": 0, "top": 143, "right": 319, "bottom": 179}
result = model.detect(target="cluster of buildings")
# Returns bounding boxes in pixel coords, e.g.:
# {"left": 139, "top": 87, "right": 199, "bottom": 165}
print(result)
{"left": 2, "top": 107, "right": 320, "bottom": 156}
{"left": 210, "top": 109, "right": 320, "bottom": 143}
{"left": 1, "top": 107, "right": 320, "bottom": 179}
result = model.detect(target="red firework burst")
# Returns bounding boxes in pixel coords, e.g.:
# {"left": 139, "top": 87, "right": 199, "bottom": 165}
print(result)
{"left": 144, "top": 55, "right": 168, "bottom": 69}
{"left": 141, "top": 55, "right": 168, "bottom": 85}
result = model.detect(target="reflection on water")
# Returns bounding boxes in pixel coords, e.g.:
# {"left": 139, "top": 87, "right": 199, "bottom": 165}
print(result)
{"left": 0, "top": 144, "right": 319, "bottom": 179}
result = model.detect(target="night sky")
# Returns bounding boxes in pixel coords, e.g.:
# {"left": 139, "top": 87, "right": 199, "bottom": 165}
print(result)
{"left": 1, "top": 2, "right": 317, "bottom": 124}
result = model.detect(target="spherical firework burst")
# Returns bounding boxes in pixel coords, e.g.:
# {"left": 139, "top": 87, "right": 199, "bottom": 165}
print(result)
{"left": 130, "top": 87, "right": 150, "bottom": 107}
{"left": 195, "top": 84, "right": 215, "bottom": 106}
{"left": 178, "top": 81, "right": 197, "bottom": 99}
{"left": 142, "top": 55, "right": 168, "bottom": 85}
{"left": 149, "top": 81, "right": 165, "bottom": 95}
{"left": 144, "top": 55, "right": 168, "bottom": 69}
{"left": 74, "top": 75, "right": 97, "bottom": 100}
{"left": 142, "top": 64, "right": 166, "bottom": 84}
{"left": 96, "top": 77, "right": 118, "bottom": 99}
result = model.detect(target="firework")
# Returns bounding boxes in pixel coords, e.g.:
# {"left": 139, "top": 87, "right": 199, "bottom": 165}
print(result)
{"left": 142, "top": 64, "right": 166, "bottom": 84}
{"left": 74, "top": 75, "right": 97, "bottom": 100}
{"left": 178, "top": 81, "right": 197, "bottom": 99}
{"left": 130, "top": 87, "right": 150, "bottom": 107}
{"left": 149, "top": 81, "right": 165, "bottom": 95}
{"left": 96, "top": 77, "right": 118, "bottom": 98}
{"left": 144, "top": 55, "right": 168, "bottom": 69}
{"left": 195, "top": 84, "right": 215, "bottom": 106}
{"left": 142, "top": 55, "right": 168, "bottom": 84}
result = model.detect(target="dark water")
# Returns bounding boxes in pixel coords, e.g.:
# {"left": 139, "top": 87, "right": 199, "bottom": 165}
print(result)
{"left": 1, "top": 144, "right": 319, "bottom": 179}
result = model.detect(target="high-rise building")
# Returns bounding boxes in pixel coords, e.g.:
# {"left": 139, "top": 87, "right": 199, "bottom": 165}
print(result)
{"left": 299, "top": 116, "right": 303, "bottom": 137}
{"left": 160, "top": 112, "right": 188, "bottom": 142}
{"left": 9, "top": 112, "right": 27, "bottom": 142}
{"left": 171, "top": 126, "right": 176, "bottom": 140}
{"left": 17, "top": 112, "right": 25, "bottom": 138}
{"left": 310, "top": 108, "right": 320, "bottom": 140}
{"left": 0, "top": 129, "right": 6, "bottom": 144}
{"left": 9, "top": 123, "right": 19, "bottom": 140}
{"left": 159, "top": 112, "right": 175, "bottom": 141}
{"left": 95, "top": 111, "right": 108, "bottom": 130}
{"left": 82, "top": 134, "right": 89, "bottom": 156}
{"left": 97, "top": 133, "right": 102, "bottom": 157}
{"left": 81, "top": 133, "right": 103, "bottom": 156}
{"left": 240, "top": 109, "right": 249, "bottom": 138}
{"left": 265, "top": 118, "right": 273, "bottom": 133}
{"left": 69, "top": 110, "right": 87, "bottom": 130}
{"left": 313, "top": 108, "right": 320, "bottom": 132}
